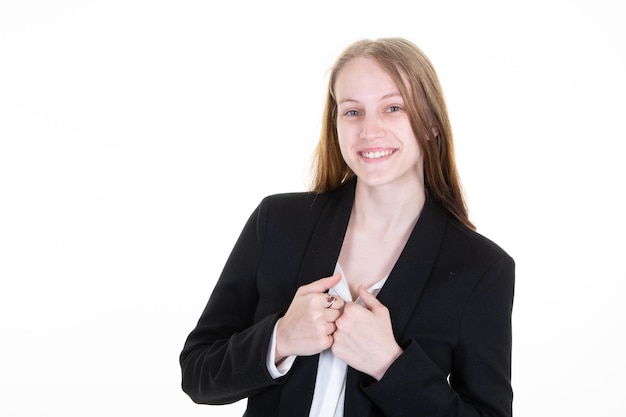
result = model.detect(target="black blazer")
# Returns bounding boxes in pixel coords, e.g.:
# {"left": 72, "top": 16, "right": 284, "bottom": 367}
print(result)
{"left": 180, "top": 178, "right": 515, "bottom": 417}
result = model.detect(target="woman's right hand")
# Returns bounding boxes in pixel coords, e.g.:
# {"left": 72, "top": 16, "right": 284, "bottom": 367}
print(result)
{"left": 275, "top": 273, "right": 345, "bottom": 363}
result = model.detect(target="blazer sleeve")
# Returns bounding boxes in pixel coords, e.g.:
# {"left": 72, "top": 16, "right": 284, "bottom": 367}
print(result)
{"left": 363, "top": 255, "right": 515, "bottom": 417}
{"left": 179, "top": 197, "right": 283, "bottom": 405}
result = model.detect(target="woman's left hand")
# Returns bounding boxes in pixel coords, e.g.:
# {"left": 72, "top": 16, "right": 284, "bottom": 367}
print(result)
{"left": 331, "top": 285, "right": 403, "bottom": 381}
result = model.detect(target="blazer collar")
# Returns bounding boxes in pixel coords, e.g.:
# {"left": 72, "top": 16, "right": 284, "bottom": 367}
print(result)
{"left": 295, "top": 177, "right": 356, "bottom": 288}
{"left": 377, "top": 195, "right": 447, "bottom": 335}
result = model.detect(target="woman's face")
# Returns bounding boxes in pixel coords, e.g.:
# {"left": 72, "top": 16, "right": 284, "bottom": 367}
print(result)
{"left": 334, "top": 57, "right": 424, "bottom": 190}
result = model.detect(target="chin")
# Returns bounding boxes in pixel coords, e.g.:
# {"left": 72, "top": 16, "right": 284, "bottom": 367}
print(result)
{"left": 355, "top": 175, "right": 396, "bottom": 188}
{"left": 356, "top": 171, "right": 423, "bottom": 190}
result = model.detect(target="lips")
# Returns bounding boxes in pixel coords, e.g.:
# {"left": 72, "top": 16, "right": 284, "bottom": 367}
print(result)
{"left": 359, "top": 149, "right": 395, "bottom": 159}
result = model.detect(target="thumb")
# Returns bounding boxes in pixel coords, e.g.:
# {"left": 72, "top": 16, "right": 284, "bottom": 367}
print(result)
{"left": 299, "top": 272, "right": 342, "bottom": 295}
{"left": 358, "top": 285, "right": 383, "bottom": 311}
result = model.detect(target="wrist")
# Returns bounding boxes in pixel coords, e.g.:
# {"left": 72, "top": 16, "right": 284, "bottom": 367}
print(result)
{"left": 373, "top": 344, "right": 403, "bottom": 381}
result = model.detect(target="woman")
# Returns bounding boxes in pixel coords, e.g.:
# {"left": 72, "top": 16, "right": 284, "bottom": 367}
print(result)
{"left": 180, "top": 38, "right": 515, "bottom": 417}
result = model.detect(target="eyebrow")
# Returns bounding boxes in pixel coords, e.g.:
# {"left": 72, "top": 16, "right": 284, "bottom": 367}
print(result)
{"left": 337, "top": 92, "right": 403, "bottom": 105}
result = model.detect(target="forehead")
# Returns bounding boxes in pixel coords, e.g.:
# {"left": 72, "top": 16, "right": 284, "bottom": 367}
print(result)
{"left": 334, "top": 57, "right": 402, "bottom": 100}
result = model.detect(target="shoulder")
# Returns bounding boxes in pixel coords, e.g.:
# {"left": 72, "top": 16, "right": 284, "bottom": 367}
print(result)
{"left": 260, "top": 190, "right": 327, "bottom": 211}
{"left": 433, "top": 202, "right": 514, "bottom": 268}
{"left": 257, "top": 179, "right": 354, "bottom": 222}
{"left": 256, "top": 190, "right": 329, "bottom": 224}
{"left": 250, "top": 189, "right": 333, "bottom": 238}
{"left": 427, "top": 204, "right": 515, "bottom": 307}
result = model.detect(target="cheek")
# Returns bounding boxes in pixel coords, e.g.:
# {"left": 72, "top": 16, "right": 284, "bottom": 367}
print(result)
{"left": 336, "top": 119, "right": 360, "bottom": 139}
{"left": 337, "top": 141, "right": 352, "bottom": 165}
{"left": 336, "top": 129, "right": 353, "bottom": 158}
{"left": 402, "top": 131, "right": 422, "bottom": 157}
{"left": 408, "top": 143, "right": 425, "bottom": 168}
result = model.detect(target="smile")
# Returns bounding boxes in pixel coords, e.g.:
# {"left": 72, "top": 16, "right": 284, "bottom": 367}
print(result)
{"left": 360, "top": 149, "right": 395, "bottom": 159}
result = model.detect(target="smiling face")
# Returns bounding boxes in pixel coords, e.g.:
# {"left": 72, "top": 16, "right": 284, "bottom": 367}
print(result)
{"left": 334, "top": 57, "right": 424, "bottom": 191}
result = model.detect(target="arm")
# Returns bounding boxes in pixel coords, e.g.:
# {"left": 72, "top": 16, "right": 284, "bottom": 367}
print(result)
{"left": 180, "top": 198, "right": 281, "bottom": 404}
{"left": 180, "top": 193, "right": 345, "bottom": 405}
{"left": 363, "top": 255, "right": 515, "bottom": 417}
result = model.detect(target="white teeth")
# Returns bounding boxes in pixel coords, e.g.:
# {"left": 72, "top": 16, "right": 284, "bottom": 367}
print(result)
{"left": 362, "top": 150, "right": 393, "bottom": 159}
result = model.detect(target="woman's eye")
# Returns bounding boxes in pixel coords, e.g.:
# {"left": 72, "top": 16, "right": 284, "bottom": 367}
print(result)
{"left": 386, "top": 105, "right": 402, "bottom": 113}
{"left": 345, "top": 110, "right": 360, "bottom": 116}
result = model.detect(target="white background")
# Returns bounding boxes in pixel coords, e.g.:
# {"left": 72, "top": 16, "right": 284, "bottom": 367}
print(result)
{"left": 1, "top": 0, "right": 625, "bottom": 416}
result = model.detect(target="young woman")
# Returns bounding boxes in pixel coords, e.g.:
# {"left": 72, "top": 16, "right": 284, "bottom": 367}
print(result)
{"left": 180, "top": 37, "right": 515, "bottom": 417}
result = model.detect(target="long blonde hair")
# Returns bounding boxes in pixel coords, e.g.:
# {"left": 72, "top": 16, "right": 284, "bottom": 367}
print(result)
{"left": 311, "top": 38, "right": 474, "bottom": 230}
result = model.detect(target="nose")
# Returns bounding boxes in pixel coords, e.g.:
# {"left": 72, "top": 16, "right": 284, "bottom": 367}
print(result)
{"left": 359, "top": 113, "right": 385, "bottom": 140}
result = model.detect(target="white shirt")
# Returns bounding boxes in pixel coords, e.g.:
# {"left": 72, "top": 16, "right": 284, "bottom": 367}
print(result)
{"left": 267, "top": 264, "right": 389, "bottom": 417}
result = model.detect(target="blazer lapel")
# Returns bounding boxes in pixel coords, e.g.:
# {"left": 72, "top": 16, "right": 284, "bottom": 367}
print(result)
{"left": 279, "top": 179, "right": 355, "bottom": 415}
{"left": 377, "top": 197, "right": 447, "bottom": 336}
{"left": 295, "top": 179, "right": 356, "bottom": 288}
{"left": 344, "top": 197, "right": 447, "bottom": 417}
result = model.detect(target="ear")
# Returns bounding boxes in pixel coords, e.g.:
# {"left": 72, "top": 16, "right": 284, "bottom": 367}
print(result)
{"left": 431, "top": 127, "right": 440, "bottom": 139}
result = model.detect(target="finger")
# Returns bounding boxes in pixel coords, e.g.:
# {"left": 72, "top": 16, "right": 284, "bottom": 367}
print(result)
{"left": 299, "top": 273, "right": 342, "bottom": 295}
{"left": 336, "top": 302, "right": 365, "bottom": 325}
{"left": 358, "top": 285, "right": 383, "bottom": 311}
{"left": 323, "top": 307, "right": 343, "bottom": 323}
{"left": 327, "top": 295, "right": 345, "bottom": 310}
{"left": 324, "top": 294, "right": 337, "bottom": 308}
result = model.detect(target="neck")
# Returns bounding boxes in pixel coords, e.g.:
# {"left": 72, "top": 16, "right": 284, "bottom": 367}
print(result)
{"left": 352, "top": 179, "right": 426, "bottom": 240}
